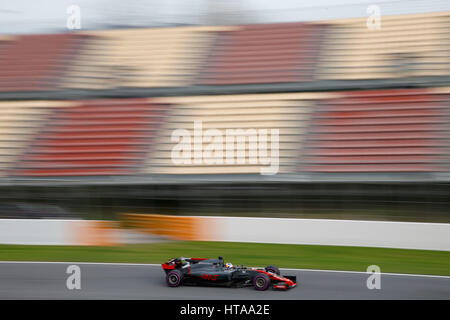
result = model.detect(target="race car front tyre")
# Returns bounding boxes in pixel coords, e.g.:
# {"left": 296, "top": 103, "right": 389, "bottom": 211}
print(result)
{"left": 166, "top": 269, "right": 183, "bottom": 287}
{"left": 253, "top": 273, "right": 271, "bottom": 291}
{"left": 265, "top": 265, "right": 280, "bottom": 275}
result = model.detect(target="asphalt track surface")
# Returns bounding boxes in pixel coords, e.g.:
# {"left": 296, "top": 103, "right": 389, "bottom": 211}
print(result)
{"left": 0, "top": 262, "right": 449, "bottom": 299}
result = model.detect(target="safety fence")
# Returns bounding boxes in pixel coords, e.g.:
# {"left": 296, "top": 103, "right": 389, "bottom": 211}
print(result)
{"left": 1, "top": 216, "right": 449, "bottom": 250}
{"left": 121, "top": 214, "right": 450, "bottom": 250}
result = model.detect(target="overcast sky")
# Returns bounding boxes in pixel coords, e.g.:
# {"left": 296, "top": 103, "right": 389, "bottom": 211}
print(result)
{"left": 0, "top": 0, "right": 449, "bottom": 34}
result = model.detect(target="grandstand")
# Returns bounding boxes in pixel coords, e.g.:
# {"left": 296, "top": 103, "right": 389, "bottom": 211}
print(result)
{"left": 0, "top": 34, "right": 82, "bottom": 92}
{"left": 0, "top": 11, "right": 447, "bottom": 96}
{"left": 197, "top": 22, "right": 324, "bottom": 85}
{"left": 301, "top": 88, "right": 450, "bottom": 173}
{"left": 61, "top": 26, "right": 236, "bottom": 90}
{"left": 12, "top": 98, "right": 167, "bottom": 177}
{"left": 316, "top": 12, "right": 450, "bottom": 80}
{"left": 0, "top": 11, "right": 449, "bottom": 220}
{"left": 0, "top": 101, "right": 77, "bottom": 177}
{"left": 1, "top": 89, "right": 448, "bottom": 181}
{"left": 146, "top": 92, "right": 334, "bottom": 175}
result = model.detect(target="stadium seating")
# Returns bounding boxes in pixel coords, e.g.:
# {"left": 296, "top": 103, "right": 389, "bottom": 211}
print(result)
{"left": 316, "top": 11, "right": 450, "bottom": 80}
{"left": 0, "top": 34, "right": 82, "bottom": 91}
{"left": 13, "top": 98, "right": 167, "bottom": 176}
{"left": 2, "top": 88, "right": 449, "bottom": 178}
{"left": 0, "top": 11, "right": 447, "bottom": 92}
{"left": 0, "top": 11, "right": 449, "bottom": 180}
{"left": 0, "top": 101, "right": 77, "bottom": 177}
{"left": 145, "top": 93, "right": 336, "bottom": 174}
{"left": 301, "top": 88, "right": 450, "bottom": 172}
{"left": 61, "top": 26, "right": 235, "bottom": 89}
{"left": 198, "top": 22, "right": 323, "bottom": 85}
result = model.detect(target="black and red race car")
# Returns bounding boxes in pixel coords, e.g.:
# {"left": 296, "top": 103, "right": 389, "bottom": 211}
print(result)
{"left": 161, "top": 256, "right": 297, "bottom": 290}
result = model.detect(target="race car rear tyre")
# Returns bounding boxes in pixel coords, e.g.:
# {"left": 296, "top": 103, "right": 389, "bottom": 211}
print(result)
{"left": 166, "top": 269, "right": 183, "bottom": 287}
{"left": 265, "top": 265, "right": 280, "bottom": 275}
{"left": 253, "top": 273, "right": 271, "bottom": 291}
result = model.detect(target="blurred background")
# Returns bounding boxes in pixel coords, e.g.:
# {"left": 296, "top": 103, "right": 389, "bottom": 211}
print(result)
{"left": 0, "top": 0, "right": 450, "bottom": 231}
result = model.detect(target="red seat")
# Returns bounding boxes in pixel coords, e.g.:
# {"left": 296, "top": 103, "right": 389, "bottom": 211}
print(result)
{"left": 0, "top": 34, "right": 83, "bottom": 91}
{"left": 14, "top": 99, "right": 166, "bottom": 176}
{"left": 302, "top": 89, "right": 449, "bottom": 173}
{"left": 305, "top": 164, "right": 439, "bottom": 172}
{"left": 199, "top": 23, "right": 323, "bottom": 85}
{"left": 15, "top": 168, "right": 134, "bottom": 176}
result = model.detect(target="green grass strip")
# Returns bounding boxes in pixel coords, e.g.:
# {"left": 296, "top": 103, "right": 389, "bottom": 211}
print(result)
{"left": 0, "top": 241, "right": 449, "bottom": 276}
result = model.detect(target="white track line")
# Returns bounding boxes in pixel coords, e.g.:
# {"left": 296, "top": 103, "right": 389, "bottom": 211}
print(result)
{"left": 279, "top": 268, "right": 450, "bottom": 279}
{"left": 1, "top": 261, "right": 449, "bottom": 279}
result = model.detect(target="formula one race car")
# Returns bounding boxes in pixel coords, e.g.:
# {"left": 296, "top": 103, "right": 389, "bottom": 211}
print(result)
{"left": 161, "top": 256, "right": 297, "bottom": 290}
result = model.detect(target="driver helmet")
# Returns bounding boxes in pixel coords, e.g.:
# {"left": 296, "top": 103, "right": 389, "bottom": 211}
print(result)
{"left": 225, "top": 262, "right": 233, "bottom": 269}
